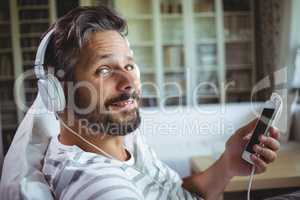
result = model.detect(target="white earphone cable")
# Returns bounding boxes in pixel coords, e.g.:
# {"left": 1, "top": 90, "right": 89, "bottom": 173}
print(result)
{"left": 247, "top": 165, "right": 255, "bottom": 200}
{"left": 56, "top": 113, "right": 115, "bottom": 160}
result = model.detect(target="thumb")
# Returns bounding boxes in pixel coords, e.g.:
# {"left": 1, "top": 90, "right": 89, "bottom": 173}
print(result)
{"left": 243, "top": 133, "right": 252, "bottom": 141}
{"left": 242, "top": 133, "right": 252, "bottom": 146}
{"left": 238, "top": 118, "right": 258, "bottom": 137}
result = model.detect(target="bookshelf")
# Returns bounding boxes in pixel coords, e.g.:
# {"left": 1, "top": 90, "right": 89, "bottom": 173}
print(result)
{"left": 13, "top": 0, "right": 57, "bottom": 108}
{"left": 193, "top": 0, "right": 220, "bottom": 104}
{"left": 103, "top": 0, "right": 256, "bottom": 106}
{"left": 224, "top": 0, "right": 255, "bottom": 102}
{"left": 112, "top": 0, "right": 158, "bottom": 106}
{"left": 0, "top": 0, "right": 57, "bottom": 155}
{"left": 0, "top": 0, "right": 256, "bottom": 113}
{"left": 160, "top": 0, "right": 186, "bottom": 106}
{"left": 0, "top": 0, "right": 18, "bottom": 155}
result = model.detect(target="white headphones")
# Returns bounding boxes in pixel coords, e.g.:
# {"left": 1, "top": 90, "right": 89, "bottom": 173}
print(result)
{"left": 34, "top": 29, "right": 66, "bottom": 112}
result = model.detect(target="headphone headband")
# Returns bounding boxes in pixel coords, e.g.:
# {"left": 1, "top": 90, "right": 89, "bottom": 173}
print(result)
{"left": 34, "top": 29, "right": 55, "bottom": 79}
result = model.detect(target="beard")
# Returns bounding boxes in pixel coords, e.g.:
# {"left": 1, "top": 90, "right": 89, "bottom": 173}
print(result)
{"left": 74, "top": 91, "right": 141, "bottom": 136}
{"left": 88, "top": 107, "right": 141, "bottom": 136}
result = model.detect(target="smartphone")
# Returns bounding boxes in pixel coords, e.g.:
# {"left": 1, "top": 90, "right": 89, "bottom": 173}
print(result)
{"left": 242, "top": 93, "right": 282, "bottom": 165}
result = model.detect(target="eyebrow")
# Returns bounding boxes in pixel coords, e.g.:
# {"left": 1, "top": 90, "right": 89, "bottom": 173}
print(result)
{"left": 95, "top": 54, "right": 134, "bottom": 62}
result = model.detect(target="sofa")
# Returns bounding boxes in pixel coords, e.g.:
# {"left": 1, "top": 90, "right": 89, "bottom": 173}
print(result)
{"left": 141, "top": 102, "right": 300, "bottom": 177}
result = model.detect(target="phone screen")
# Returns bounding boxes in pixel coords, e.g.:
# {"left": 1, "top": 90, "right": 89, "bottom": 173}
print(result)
{"left": 245, "top": 108, "right": 275, "bottom": 153}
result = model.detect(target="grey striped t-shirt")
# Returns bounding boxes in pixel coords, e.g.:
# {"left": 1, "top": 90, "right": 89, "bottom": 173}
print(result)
{"left": 42, "top": 133, "right": 202, "bottom": 200}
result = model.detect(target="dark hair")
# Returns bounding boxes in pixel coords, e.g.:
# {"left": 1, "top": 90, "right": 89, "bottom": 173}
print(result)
{"left": 44, "top": 6, "right": 128, "bottom": 81}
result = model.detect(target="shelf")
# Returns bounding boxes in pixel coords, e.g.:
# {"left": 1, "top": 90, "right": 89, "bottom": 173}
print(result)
{"left": 23, "top": 60, "right": 34, "bottom": 65}
{"left": 126, "top": 14, "right": 153, "bottom": 20}
{"left": 1, "top": 101, "right": 16, "bottom": 106}
{"left": 224, "top": 11, "right": 252, "bottom": 17}
{"left": 226, "top": 38, "right": 252, "bottom": 43}
{"left": 164, "top": 67, "right": 185, "bottom": 73}
{"left": 139, "top": 66, "right": 155, "bottom": 74}
{"left": 0, "top": 102, "right": 16, "bottom": 110}
{"left": 227, "top": 64, "right": 253, "bottom": 70}
{"left": 18, "top": 5, "right": 49, "bottom": 11}
{"left": 197, "top": 65, "right": 218, "bottom": 71}
{"left": 227, "top": 88, "right": 252, "bottom": 93}
{"left": 2, "top": 124, "right": 17, "bottom": 131}
{"left": 21, "top": 32, "right": 43, "bottom": 38}
{"left": 140, "top": 69, "right": 155, "bottom": 74}
{"left": 196, "top": 38, "right": 217, "bottom": 44}
{"left": 141, "top": 93, "right": 158, "bottom": 98}
{"left": 19, "top": 19, "right": 49, "bottom": 24}
{"left": 194, "top": 12, "right": 215, "bottom": 18}
{"left": 0, "top": 48, "right": 12, "bottom": 53}
{"left": 198, "top": 94, "right": 219, "bottom": 98}
{"left": 0, "top": 76, "right": 14, "bottom": 81}
{"left": 0, "top": 21, "right": 10, "bottom": 25}
{"left": 162, "top": 40, "right": 183, "bottom": 45}
{"left": 22, "top": 47, "right": 37, "bottom": 53}
{"left": 161, "top": 14, "right": 182, "bottom": 19}
{"left": 130, "top": 41, "right": 154, "bottom": 47}
{"left": 0, "top": 33, "right": 11, "bottom": 37}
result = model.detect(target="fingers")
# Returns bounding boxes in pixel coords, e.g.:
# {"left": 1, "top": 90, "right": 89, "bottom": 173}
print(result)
{"left": 259, "top": 135, "right": 280, "bottom": 151}
{"left": 251, "top": 154, "right": 267, "bottom": 173}
{"left": 253, "top": 144, "right": 277, "bottom": 163}
{"left": 269, "top": 126, "right": 280, "bottom": 140}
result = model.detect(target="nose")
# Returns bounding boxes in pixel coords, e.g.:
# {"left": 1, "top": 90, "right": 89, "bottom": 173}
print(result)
{"left": 116, "top": 71, "right": 134, "bottom": 93}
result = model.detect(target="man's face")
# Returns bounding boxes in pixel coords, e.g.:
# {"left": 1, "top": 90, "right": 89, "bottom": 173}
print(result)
{"left": 72, "top": 30, "right": 141, "bottom": 136}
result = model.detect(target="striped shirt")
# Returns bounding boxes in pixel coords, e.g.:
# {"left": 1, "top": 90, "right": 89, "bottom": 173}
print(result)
{"left": 42, "top": 133, "right": 202, "bottom": 200}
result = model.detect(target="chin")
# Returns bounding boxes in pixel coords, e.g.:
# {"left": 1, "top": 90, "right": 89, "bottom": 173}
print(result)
{"left": 106, "top": 108, "right": 141, "bottom": 136}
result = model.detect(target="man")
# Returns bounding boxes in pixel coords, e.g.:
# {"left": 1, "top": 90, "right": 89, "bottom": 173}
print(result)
{"left": 42, "top": 6, "right": 280, "bottom": 200}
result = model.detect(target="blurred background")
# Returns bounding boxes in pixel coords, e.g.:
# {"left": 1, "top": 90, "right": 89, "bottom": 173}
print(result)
{"left": 0, "top": 0, "right": 300, "bottom": 199}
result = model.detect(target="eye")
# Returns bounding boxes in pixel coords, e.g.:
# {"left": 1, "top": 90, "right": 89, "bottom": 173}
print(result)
{"left": 96, "top": 66, "right": 112, "bottom": 77}
{"left": 124, "top": 64, "right": 135, "bottom": 71}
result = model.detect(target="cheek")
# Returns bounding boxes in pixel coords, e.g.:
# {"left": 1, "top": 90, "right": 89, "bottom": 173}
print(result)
{"left": 74, "top": 87, "right": 94, "bottom": 109}
{"left": 94, "top": 79, "right": 116, "bottom": 103}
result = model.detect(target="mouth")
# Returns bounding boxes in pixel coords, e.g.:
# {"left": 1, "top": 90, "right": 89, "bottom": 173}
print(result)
{"left": 109, "top": 98, "right": 137, "bottom": 111}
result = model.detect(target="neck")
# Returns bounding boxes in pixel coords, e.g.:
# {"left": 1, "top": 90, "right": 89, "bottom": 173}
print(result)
{"left": 58, "top": 111, "right": 128, "bottom": 161}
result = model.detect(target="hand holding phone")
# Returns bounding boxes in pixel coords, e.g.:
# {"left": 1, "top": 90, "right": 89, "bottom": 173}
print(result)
{"left": 242, "top": 93, "right": 282, "bottom": 165}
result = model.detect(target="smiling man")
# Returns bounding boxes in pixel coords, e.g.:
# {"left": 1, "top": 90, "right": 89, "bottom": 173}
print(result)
{"left": 42, "top": 6, "right": 280, "bottom": 200}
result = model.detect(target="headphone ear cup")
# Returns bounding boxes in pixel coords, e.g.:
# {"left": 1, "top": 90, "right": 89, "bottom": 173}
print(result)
{"left": 38, "top": 74, "right": 66, "bottom": 112}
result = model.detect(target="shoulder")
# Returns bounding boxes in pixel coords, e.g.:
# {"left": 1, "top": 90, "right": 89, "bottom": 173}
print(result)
{"left": 42, "top": 137, "right": 143, "bottom": 199}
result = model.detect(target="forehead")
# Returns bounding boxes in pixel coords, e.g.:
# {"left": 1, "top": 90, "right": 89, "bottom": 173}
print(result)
{"left": 83, "top": 30, "right": 132, "bottom": 57}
